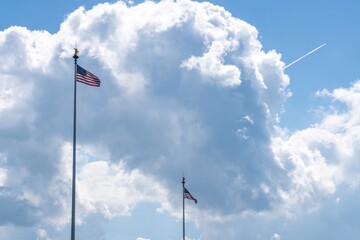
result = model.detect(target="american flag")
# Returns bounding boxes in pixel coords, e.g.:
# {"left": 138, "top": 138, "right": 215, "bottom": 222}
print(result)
{"left": 76, "top": 65, "right": 101, "bottom": 87}
{"left": 184, "top": 187, "right": 197, "bottom": 204}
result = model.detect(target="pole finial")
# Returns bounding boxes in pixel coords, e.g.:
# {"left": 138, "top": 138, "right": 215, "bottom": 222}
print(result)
{"left": 73, "top": 48, "right": 79, "bottom": 60}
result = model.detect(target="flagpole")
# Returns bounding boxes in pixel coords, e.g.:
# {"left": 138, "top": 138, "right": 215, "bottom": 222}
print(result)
{"left": 182, "top": 177, "right": 185, "bottom": 240}
{"left": 71, "top": 48, "right": 79, "bottom": 240}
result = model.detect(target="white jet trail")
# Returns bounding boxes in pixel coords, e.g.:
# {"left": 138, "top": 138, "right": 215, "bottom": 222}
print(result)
{"left": 284, "top": 43, "right": 326, "bottom": 69}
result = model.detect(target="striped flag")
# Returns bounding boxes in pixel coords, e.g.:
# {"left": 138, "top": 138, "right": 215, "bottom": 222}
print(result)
{"left": 76, "top": 65, "right": 101, "bottom": 87}
{"left": 184, "top": 187, "right": 197, "bottom": 204}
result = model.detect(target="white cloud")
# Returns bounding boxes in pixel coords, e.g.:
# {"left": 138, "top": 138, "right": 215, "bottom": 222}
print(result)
{"left": 36, "top": 229, "right": 51, "bottom": 240}
{"left": 277, "top": 81, "right": 360, "bottom": 188}
{"left": 77, "top": 159, "right": 169, "bottom": 220}
{"left": 8, "top": 0, "right": 360, "bottom": 239}
{"left": 0, "top": 0, "right": 292, "bottom": 237}
{"left": 271, "top": 233, "right": 281, "bottom": 240}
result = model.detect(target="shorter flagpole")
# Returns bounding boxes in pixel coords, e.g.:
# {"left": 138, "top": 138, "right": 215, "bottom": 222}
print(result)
{"left": 182, "top": 177, "right": 185, "bottom": 240}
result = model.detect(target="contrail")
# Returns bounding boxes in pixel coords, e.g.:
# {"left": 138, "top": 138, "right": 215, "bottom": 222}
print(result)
{"left": 284, "top": 43, "right": 326, "bottom": 69}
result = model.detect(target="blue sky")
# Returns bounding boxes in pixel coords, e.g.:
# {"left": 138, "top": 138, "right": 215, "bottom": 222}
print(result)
{"left": 1, "top": 1, "right": 360, "bottom": 240}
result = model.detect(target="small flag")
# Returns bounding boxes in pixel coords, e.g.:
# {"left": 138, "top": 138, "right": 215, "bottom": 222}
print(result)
{"left": 76, "top": 65, "right": 101, "bottom": 87}
{"left": 184, "top": 187, "right": 197, "bottom": 204}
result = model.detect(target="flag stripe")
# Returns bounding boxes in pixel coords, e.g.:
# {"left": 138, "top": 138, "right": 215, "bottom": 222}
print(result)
{"left": 184, "top": 187, "right": 197, "bottom": 204}
{"left": 76, "top": 65, "right": 101, "bottom": 87}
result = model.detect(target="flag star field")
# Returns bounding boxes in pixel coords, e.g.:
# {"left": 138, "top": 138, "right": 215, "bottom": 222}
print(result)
{"left": 0, "top": 0, "right": 360, "bottom": 239}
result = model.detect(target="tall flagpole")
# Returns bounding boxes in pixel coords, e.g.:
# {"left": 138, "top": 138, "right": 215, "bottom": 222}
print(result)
{"left": 71, "top": 48, "right": 79, "bottom": 240}
{"left": 182, "top": 177, "right": 185, "bottom": 240}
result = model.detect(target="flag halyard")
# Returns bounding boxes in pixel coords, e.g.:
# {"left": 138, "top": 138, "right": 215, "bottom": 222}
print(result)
{"left": 76, "top": 65, "right": 101, "bottom": 87}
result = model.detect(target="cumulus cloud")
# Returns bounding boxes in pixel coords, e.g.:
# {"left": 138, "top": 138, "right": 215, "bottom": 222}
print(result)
{"left": 274, "top": 82, "right": 360, "bottom": 198}
{"left": 36, "top": 229, "right": 52, "bottom": 240}
{"left": 50, "top": 0, "right": 290, "bottom": 217}
{"left": 76, "top": 155, "right": 169, "bottom": 221}
{"left": 271, "top": 233, "right": 281, "bottom": 240}
{"left": 263, "top": 80, "right": 360, "bottom": 239}
{"left": 0, "top": 0, "right": 292, "bottom": 239}
{"left": 4, "top": 0, "right": 360, "bottom": 239}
